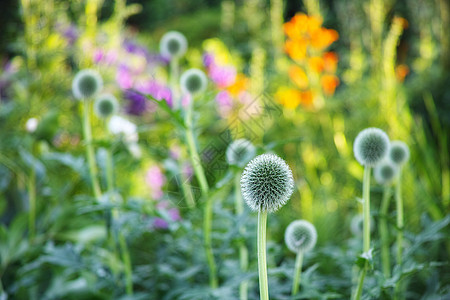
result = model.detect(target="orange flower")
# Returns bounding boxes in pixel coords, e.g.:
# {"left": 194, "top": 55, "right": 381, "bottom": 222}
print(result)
{"left": 289, "top": 66, "right": 309, "bottom": 89}
{"left": 308, "top": 56, "right": 324, "bottom": 73}
{"left": 284, "top": 14, "right": 307, "bottom": 39}
{"left": 310, "top": 28, "right": 339, "bottom": 50}
{"left": 285, "top": 39, "right": 308, "bottom": 61}
{"left": 393, "top": 16, "right": 409, "bottom": 29}
{"left": 227, "top": 74, "right": 248, "bottom": 96}
{"left": 320, "top": 74, "right": 339, "bottom": 95}
{"left": 300, "top": 90, "right": 314, "bottom": 106}
{"left": 275, "top": 87, "right": 302, "bottom": 109}
{"left": 323, "top": 52, "right": 338, "bottom": 73}
{"left": 395, "top": 64, "right": 409, "bottom": 82}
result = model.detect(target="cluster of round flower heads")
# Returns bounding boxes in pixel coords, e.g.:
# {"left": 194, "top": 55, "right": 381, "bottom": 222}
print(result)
{"left": 353, "top": 128, "right": 390, "bottom": 167}
{"left": 285, "top": 220, "right": 317, "bottom": 253}
{"left": 374, "top": 160, "right": 398, "bottom": 185}
{"left": 226, "top": 139, "right": 256, "bottom": 168}
{"left": 72, "top": 69, "right": 103, "bottom": 100}
{"left": 353, "top": 128, "right": 410, "bottom": 184}
{"left": 159, "top": 31, "right": 188, "bottom": 60}
{"left": 94, "top": 93, "right": 119, "bottom": 119}
{"left": 180, "top": 68, "right": 207, "bottom": 95}
{"left": 389, "top": 141, "right": 410, "bottom": 166}
{"left": 240, "top": 154, "right": 294, "bottom": 213}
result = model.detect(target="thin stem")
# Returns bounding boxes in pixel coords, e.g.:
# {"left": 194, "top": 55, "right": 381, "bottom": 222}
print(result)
{"left": 394, "top": 168, "right": 404, "bottom": 299}
{"left": 235, "top": 172, "right": 248, "bottom": 300}
{"left": 104, "top": 128, "right": 133, "bottom": 295}
{"left": 170, "top": 58, "right": 180, "bottom": 109}
{"left": 257, "top": 211, "right": 269, "bottom": 300}
{"left": 291, "top": 250, "right": 304, "bottom": 296}
{"left": 118, "top": 232, "right": 133, "bottom": 295}
{"left": 28, "top": 167, "right": 36, "bottom": 239}
{"left": 180, "top": 172, "right": 196, "bottom": 208}
{"left": 353, "top": 166, "right": 371, "bottom": 300}
{"left": 379, "top": 186, "right": 393, "bottom": 278}
{"left": 82, "top": 99, "right": 102, "bottom": 200}
{"left": 185, "top": 97, "right": 217, "bottom": 288}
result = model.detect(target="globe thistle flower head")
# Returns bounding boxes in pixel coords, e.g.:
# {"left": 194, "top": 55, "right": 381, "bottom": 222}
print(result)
{"left": 160, "top": 31, "right": 188, "bottom": 59}
{"left": 240, "top": 154, "right": 294, "bottom": 213}
{"left": 389, "top": 141, "right": 410, "bottom": 166}
{"left": 226, "top": 139, "right": 256, "bottom": 168}
{"left": 353, "top": 128, "right": 390, "bottom": 167}
{"left": 285, "top": 220, "right": 317, "bottom": 253}
{"left": 180, "top": 69, "right": 207, "bottom": 95}
{"left": 374, "top": 160, "right": 398, "bottom": 185}
{"left": 94, "top": 93, "right": 119, "bottom": 118}
{"left": 72, "top": 69, "right": 103, "bottom": 100}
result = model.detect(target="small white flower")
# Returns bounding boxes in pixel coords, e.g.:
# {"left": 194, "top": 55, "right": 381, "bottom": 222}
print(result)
{"left": 128, "top": 143, "right": 142, "bottom": 159}
{"left": 108, "top": 115, "right": 138, "bottom": 143}
{"left": 25, "top": 118, "right": 38, "bottom": 133}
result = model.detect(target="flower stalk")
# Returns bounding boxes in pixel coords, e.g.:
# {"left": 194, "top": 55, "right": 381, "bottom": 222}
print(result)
{"left": 257, "top": 211, "right": 269, "bottom": 300}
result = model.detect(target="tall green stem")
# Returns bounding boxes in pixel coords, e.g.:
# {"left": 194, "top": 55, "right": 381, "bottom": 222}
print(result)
{"left": 105, "top": 131, "right": 133, "bottom": 295}
{"left": 353, "top": 166, "right": 372, "bottom": 300}
{"left": 185, "top": 100, "right": 217, "bottom": 288}
{"left": 257, "top": 211, "right": 269, "bottom": 300}
{"left": 291, "top": 250, "right": 304, "bottom": 296}
{"left": 82, "top": 99, "right": 102, "bottom": 200}
{"left": 379, "top": 186, "right": 392, "bottom": 278}
{"left": 170, "top": 58, "right": 180, "bottom": 109}
{"left": 28, "top": 167, "right": 36, "bottom": 239}
{"left": 235, "top": 173, "right": 248, "bottom": 300}
{"left": 394, "top": 169, "right": 404, "bottom": 299}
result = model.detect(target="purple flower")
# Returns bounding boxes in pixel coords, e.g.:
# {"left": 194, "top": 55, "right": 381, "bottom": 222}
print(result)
{"left": 135, "top": 80, "right": 173, "bottom": 108}
{"left": 116, "top": 66, "right": 133, "bottom": 89}
{"left": 124, "top": 90, "right": 150, "bottom": 116}
{"left": 153, "top": 218, "right": 169, "bottom": 229}
{"left": 209, "top": 64, "right": 236, "bottom": 88}
{"left": 146, "top": 165, "right": 166, "bottom": 200}
{"left": 203, "top": 52, "right": 215, "bottom": 69}
{"left": 168, "top": 208, "right": 181, "bottom": 221}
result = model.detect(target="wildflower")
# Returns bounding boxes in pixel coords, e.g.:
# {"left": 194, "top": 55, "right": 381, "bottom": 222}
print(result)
{"left": 226, "top": 139, "right": 257, "bottom": 168}
{"left": 123, "top": 90, "right": 150, "bottom": 116}
{"left": 353, "top": 128, "right": 390, "bottom": 167}
{"left": 159, "top": 31, "right": 188, "bottom": 60}
{"left": 241, "top": 154, "right": 294, "bottom": 212}
{"left": 285, "top": 220, "right": 317, "bottom": 253}
{"left": 25, "top": 118, "right": 39, "bottom": 133}
{"left": 308, "top": 56, "right": 324, "bottom": 73}
{"left": 289, "top": 66, "right": 309, "bottom": 89}
{"left": 146, "top": 165, "right": 166, "bottom": 200}
{"left": 108, "top": 115, "right": 138, "bottom": 143}
{"left": 94, "top": 93, "right": 119, "bottom": 118}
{"left": 323, "top": 52, "right": 338, "bottom": 73}
{"left": 395, "top": 65, "right": 409, "bottom": 82}
{"left": 72, "top": 69, "right": 103, "bottom": 99}
{"left": 275, "top": 87, "right": 302, "bottom": 109}
{"left": 320, "top": 75, "right": 339, "bottom": 95}
{"left": 180, "top": 69, "right": 207, "bottom": 95}
{"left": 374, "top": 160, "right": 398, "bottom": 185}
{"left": 389, "top": 141, "right": 410, "bottom": 166}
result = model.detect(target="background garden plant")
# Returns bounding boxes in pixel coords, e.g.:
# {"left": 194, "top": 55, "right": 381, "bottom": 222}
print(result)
{"left": 0, "top": 0, "right": 449, "bottom": 299}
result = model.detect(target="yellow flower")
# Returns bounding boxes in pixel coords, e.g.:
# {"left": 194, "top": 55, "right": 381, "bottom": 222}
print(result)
{"left": 275, "top": 87, "right": 302, "bottom": 109}
{"left": 320, "top": 74, "right": 339, "bottom": 95}
{"left": 289, "top": 66, "right": 309, "bottom": 89}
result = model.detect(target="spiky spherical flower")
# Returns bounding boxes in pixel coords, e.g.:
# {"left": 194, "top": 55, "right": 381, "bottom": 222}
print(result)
{"left": 389, "top": 141, "right": 410, "bottom": 166}
{"left": 72, "top": 69, "right": 103, "bottom": 100}
{"left": 240, "top": 154, "right": 294, "bottom": 213}
{"left": 94, "top": 93, "right": 119, "bottom": 118}
{"left": 226, "top": 139, "right": 256, "bottom": 168}
{"left": 374, "top": 160, "right": 398, "bottom": 185}
{"left": 285, "top": 220, "right": 317, "bottom": 253}
{"left": 350, "top": 214, "right": 374, "bottom": 236}
{"left": 180, "top": 69, "right": 207, "bottom": 95}
{"left": 160, "top": 31, "right": 188, "bottom": 59}
{"left": 353, "top": 128, "right": 390, "bottom": 167}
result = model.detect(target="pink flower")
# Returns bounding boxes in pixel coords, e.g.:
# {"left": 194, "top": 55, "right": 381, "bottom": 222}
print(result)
{"left": 146, "top": 166, "right": 166, "bottom": 200}
{"left": 168, "top": 208, "right": 181, "bottom": 221}
{"left": 153, "top": 218, "right": 169, "bottom": 229}
{"left": 209, "top": 65, "right": 237, "bottom": 88}
{"left": 116, "top": 66, "right": 133, "bottom": 89}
